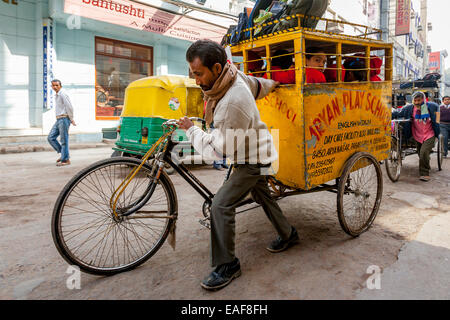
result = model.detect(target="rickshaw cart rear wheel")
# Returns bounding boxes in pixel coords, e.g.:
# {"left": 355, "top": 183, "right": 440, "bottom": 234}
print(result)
{"left": 437, "top": 134, "right": 444, "bottom": 171}
{"left": 385, "top": 136, "right": 402, "bottom": 182}
{"left": 337, "top": 152, "right": 383, "bottom": 237}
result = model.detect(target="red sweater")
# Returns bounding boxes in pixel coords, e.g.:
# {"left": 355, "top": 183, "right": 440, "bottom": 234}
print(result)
{"left": 264, "top": 66, "right": 295, "bottom": 84}
{"left": 306, "top": 68, "right": 326, "bottom": 83}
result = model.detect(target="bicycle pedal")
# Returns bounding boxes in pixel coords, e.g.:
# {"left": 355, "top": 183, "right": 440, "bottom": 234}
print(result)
{"left": 198, "top": 218, "right": 211, "bottom": 229}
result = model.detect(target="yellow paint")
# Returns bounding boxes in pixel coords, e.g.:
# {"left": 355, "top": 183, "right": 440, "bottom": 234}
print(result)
{"left": 257, "top": 83, "right": 391, "bottom": 190}
{"left": 122, "top": 75, "right": 204, "bottom": 119}
{"left": 303, "top": 82, "right": 392, "bottom": 189}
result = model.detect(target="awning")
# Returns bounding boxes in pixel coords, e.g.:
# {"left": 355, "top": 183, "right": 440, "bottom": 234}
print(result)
{"left": 64, "top": 0, "right": 229, "bottom": 42}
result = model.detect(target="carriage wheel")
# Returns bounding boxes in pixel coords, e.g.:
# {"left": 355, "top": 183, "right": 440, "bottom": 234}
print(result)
{"left": 385, "top": 136, "right": 402, "bottom": 182}
{"left": 437, "top": 134, "right": 444, "bottom": 171}
{"left": 337, "top": 152, "right": 383, "bottom": 237}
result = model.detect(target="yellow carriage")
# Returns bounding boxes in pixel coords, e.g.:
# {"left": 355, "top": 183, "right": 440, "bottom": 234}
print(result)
{"left": 228, "top": 14, "right": 393, "bottom": 191}
{"left": 225, "top": 13, "right": 393, "bottom": 235}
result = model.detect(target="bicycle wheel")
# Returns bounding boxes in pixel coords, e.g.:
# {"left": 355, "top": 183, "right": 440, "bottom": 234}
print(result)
{"left": 385, "top": 136, "right": 402, "bottom": 182}
{"left": 51, "top": 157, "right": 177, "bottom": 275}
{"left": 437, "top": 134, "right": 444, "bottom": 171}
{"left": 337, "top": 152, "right": 383, "bottom": 237}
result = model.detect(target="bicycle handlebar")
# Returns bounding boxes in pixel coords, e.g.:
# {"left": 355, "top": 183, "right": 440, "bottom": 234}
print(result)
{"left": 163, "top": 117, "right": 206, "bottom": 128}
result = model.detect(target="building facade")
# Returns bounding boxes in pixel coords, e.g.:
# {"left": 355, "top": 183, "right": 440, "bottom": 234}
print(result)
{"left": 0, "top": 0, "right": 231, "bottom": 133}
{"left": 1, "top": 0, "right": 435, "bottom": 133}
{"left": 328, "top": 0, "right": 429, "bottom": 81}
{"left": 428, "top": 50, "right": 448, "bottom": 98}
{"left": 386, "top": 0, "right": 428, "bottom": 81}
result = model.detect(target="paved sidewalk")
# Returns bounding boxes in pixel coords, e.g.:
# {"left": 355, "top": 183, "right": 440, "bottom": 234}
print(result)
{"left": 356, "top": 212, "right": 450, "bottom": 299}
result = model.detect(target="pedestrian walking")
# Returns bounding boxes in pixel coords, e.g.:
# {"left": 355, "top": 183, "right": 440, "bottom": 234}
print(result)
{"left": 392, "top": 91, "right": 441, "bottom": 181}
{"left": 439, "top": 95, "right": 450, "bottom": 158}
{"left": 47, "top": 79, "right": 76, "bottom": 166}
{"left": 178, "top": 40, "right": 298, "bottom": 291}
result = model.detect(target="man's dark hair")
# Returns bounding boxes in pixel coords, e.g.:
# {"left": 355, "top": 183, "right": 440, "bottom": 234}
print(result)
{"left": 51, "top": 79, "right": 62, "bottom": 86}
{"left": 186, "top": 40, "right": 227, "bottom": 70}
{"left": 272, "top": 50, "right": 293, "bottom": 70}
{"left": 443, "top": 96, "right": 450, "bottom": 100}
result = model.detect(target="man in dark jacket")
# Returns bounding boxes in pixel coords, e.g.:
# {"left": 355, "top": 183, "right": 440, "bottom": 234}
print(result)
{"left": 392, "top": 91, "right": 440, "bottom": 181}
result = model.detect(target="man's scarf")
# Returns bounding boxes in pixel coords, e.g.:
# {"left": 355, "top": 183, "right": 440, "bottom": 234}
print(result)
{"left": 412, "top": 91, "right": 430, "bottom": 124}
{"left": 203, "top": 63, "right": 238, "bottom": 127}
{"left": 414, "top": 103, "right": 431, "bottom": 124}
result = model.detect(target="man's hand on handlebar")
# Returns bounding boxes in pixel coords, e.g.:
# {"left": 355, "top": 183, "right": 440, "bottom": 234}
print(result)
{"left": 177, "top": 116, "right": 194, "bottom": 130}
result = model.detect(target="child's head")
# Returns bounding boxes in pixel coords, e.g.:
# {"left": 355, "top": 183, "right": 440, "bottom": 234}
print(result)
{"left": 343, "top": 57, "right": 367, "bottom": 82}
{"left": 305, "top": 47, "right": 327, "bottom": 69}
{"left": 272, "top": 50, "right": 294, "bottom": 70}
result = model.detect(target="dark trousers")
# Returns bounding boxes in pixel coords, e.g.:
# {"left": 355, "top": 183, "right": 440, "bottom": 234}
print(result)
{"left": 210, "top": 164, "right": 292, "bottom": 267}
{"left": 415, "top": 137, "right": 436, "bottom": 176}
{"left": 440, "top": 123, "right": 450, "bottom": 156}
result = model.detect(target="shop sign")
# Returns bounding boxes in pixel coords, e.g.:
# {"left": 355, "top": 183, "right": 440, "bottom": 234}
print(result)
{"left": 428, "top": 52, "right": 441, "bottom": 73}
{"left": 395, "top": 0, "right": 411, "bottom": 36}
{"left": 2, "top": 0, "right": 18, "bottom": 5}
{"left": 43, "top": 18, "right": 55, "bottom": 110}
{"left": 64, "top": 0, "right": 228, "bottom": 42}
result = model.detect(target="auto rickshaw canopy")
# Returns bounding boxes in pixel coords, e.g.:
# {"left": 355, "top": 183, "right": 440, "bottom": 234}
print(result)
{"left": 122, "top": 75, "right": 204, "bottom": 119}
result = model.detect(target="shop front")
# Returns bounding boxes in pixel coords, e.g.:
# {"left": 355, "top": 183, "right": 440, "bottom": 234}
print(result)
{"left": 0, "top": 0, "right": 228, "bottom": 134}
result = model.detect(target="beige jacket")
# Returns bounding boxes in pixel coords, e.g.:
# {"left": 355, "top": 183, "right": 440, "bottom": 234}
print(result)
{"left": 186, "top": 71, "right": 278, "bottom": 164}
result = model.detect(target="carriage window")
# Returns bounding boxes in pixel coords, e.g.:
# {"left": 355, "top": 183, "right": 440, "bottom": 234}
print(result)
{"left": 244, "top": 47, "right": 266, "bottom": 77}
{"left": 304, "top": 40, "right": 335, "bottom": 84}
{"left": 339, "top": 45, "right": 388, "bottom": 83}
{"left": 266, "top": 41, "right": 295, "bottom": 84}
{"left": 340, "top": 44, "right": 370, "bottom": 82}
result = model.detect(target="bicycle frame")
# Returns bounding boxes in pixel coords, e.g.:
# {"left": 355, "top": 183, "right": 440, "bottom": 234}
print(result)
{"left": 111, "top": 119, "right": 342, "bottom": 219}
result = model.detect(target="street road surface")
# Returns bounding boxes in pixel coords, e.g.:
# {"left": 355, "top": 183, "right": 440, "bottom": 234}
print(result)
{"left": 0, "top": 147, "right": 449, "bottom": 299}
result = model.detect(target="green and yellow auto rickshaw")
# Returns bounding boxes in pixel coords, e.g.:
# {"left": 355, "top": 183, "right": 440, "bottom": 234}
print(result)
{"left": 112, "top": 75, "right": 205, "bottom": 164}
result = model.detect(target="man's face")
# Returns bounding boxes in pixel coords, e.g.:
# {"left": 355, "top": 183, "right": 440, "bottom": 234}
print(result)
{"left": 188, "top": 57, "right": 222, "bottom": 91}
{"left": 413, "top": 95, "right": 424, "bottom": 106}
{"left": 51, "top": 82, "right": 61, "bottom": 93}
{"left": 443, "top": 97, "right": 450, "bottom": 105}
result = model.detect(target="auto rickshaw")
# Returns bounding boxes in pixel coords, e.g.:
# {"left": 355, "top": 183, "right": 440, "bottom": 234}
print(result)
{"left": 52, "top": 13, "right": 396, "bottom": 275}
{"left": 112, "top": 75, "right": 205, "bottom": 159}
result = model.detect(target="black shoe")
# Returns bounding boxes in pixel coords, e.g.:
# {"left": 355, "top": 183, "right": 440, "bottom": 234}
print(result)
{"left": 200, "top": 258, "right": 241, "bottom": 291}
{"left": 266, "top": 227, "right": 299, "bottom": 253}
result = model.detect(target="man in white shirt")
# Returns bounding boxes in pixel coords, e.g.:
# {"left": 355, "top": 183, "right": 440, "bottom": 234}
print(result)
{"left": 178, "top": 40, "right": 298, "bottom": 291}
{"left": 47, "top": 79, "right": 76, "bottom": 166}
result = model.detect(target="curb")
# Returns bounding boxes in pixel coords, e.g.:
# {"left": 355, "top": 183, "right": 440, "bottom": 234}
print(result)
{"left": 0, "top": 140, "right": 116, "bottom": 155}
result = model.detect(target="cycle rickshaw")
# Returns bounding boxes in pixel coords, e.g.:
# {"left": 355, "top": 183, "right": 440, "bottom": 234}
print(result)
{"left": 384, "top": 86, "right": 445, "bottom": 182}
{"left": 51, "top": 13, "right": 394, "bottom": 275}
